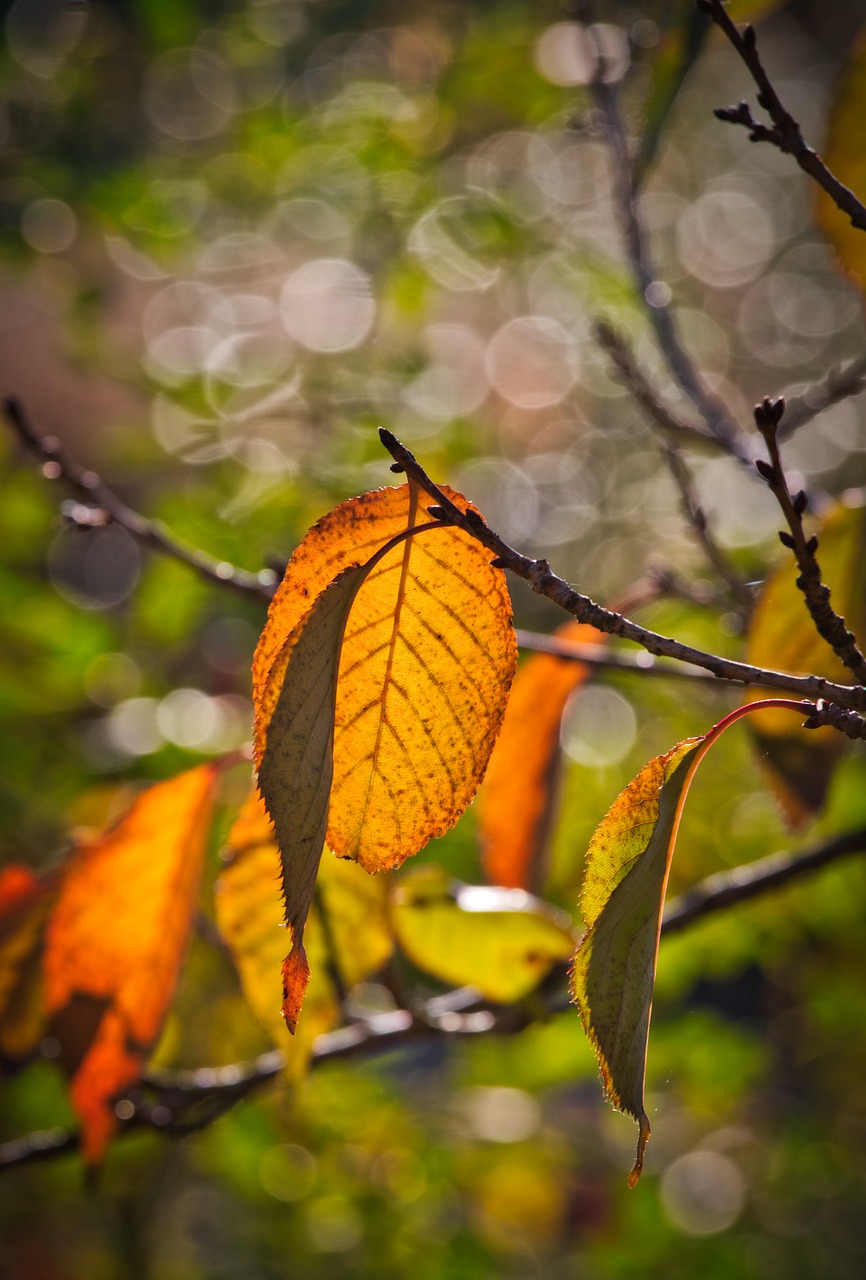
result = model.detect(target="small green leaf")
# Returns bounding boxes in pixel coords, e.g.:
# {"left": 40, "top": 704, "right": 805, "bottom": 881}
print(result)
{"left": 571, "top": 697, "right": 812, "bottom": 1185}
{"left": 390, "top": 865, "right": 574, "bottom": 1004}
{"left": 571, "top": 737, "right": 703, "bottom": 1186}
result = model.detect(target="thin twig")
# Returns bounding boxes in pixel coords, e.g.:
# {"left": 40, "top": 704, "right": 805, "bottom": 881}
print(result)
{"left": 779, "top": 355, "right": 866, "bottom": 441}
{"left": 662, "top": 825, "right": 866, "bottom": 933}
{"left": 515, "top": 630, "right": 717, "bottom": 680}
{"left": 381, "top": 429, "right": 866, "bottom": 712}
{"left": 753, "top": 396, "right": 866, "bottom": 684}
{"left": 4, "top": 825, "right": 865, "bottom": 1172}
{"left": 587, "top": 76, "right": 752, "bottom": 464}
{"left": 592, "top": 320, "right": 718, "bottom": 449}
{"left": 702, "top": 0, "right": 866, "bottom": 231}
{"left": 3, "top": 398, "right": 274, "bottom": 602}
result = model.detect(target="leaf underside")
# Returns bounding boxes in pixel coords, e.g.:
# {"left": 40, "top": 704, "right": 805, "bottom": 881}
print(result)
{"left": 571, "top": 738, "right": 702, "bottom": 1186}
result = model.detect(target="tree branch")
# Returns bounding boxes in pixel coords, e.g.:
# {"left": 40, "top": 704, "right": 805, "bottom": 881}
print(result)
{"left": 662, "top": 825, "right": 866, "bottom": 933}
{"left": 380, "top": 429, "right": 866, "bottom": 713}
{"left": 3, "top": 398, "right": 275, "bottom": 603}
{"left": 587, "top": 76, "right": 752, "bottom": 464}
{"left": 4, "top": 825, "right": 865, "bottom": 1172}
{"left": 515, "top": 630, "right": 717, "bottom": 681}
{"left": 753, "top": 396, "right": 866, "bottom": 685}
{"left": 702, "top": 0, "right": 866, "bottom": 231}
{"left": 779, "top": 355, "right": 866, "bottom": 441}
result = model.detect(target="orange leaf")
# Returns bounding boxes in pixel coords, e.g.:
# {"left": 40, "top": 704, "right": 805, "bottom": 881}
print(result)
{"left": 479, "top": 621, "right": 603, "bottom": 891}
{"left": 253, "top": 483, "right": 516, "bottom": 1025}
{"left": 0, "top": 865, "right": 58, "bottom": 1063}
{"left": 43, "top": 765, "right": 218, "bottom": 1164}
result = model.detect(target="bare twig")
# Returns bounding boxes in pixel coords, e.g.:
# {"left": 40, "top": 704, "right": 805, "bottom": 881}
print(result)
{"left": 587, "top": 78, "right": 752, "bottom": 464}
{"left": 515, "top": 630, "right": 716, "bottom": 680}
{"left": 779, "top": 356, "right": 866, "bottom": 441}
{"left": 702, "top": 0, "right": 866, "bottom": 232}
{"left": 592, "top": 320, "right": 717, "bottom": 449}
{"left": 381, "top": 429, "right": 866, "bottom": 713}
{"left": 753, "top": 396, "right": 866, "bottom": 685}
{"left": 5, "top": 824, "right": 866, "bottom": 1172}
{"left": 3, "top": 398, "right": 275, "bottom": 602}
{"left": 662, "top": 825, "right": 866, "bottom": 933}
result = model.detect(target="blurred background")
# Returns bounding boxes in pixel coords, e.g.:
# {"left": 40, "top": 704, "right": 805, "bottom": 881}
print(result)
{"left": 2, "top": 0, "right": 866, "bottom": 1276}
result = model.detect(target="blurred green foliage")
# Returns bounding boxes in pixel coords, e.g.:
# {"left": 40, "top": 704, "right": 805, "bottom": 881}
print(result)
{"left": 2, "top": 0, "right": 866, "bottom": 1276}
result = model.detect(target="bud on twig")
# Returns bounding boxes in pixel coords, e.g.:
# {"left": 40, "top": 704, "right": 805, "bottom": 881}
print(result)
{"left": 755, "top": 459, "right": 776, "bottom": 483}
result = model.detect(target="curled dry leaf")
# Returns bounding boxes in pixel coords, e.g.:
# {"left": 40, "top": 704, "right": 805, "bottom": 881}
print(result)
{"left": 42, "top": 765, "right": 218, "bottom": 1164}
{"left": 479, "top": 620, "right": 604, "bottom": 892}
{"left": 253, "top": 483, "right": 516, "bottom": 1031}
{"left": 215, "top": 788, "right": 392, "bottom": 1074}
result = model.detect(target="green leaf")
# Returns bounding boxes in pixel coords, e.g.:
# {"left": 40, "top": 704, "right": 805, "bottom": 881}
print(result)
{"left": 390, "top": 865, "right": 574, "bottom": 1004}
{"left": 570, "top": 697, "right": 810, "bottom": 1185}
{"left": 571, "top": 737, "right": 703, "bottom": 1186}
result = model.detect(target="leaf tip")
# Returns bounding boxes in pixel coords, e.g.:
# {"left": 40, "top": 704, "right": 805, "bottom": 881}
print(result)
{"left": 627, "top": 1113, "right": 652, "bottom": 1188}
{"left": 281, "top": 935, "right": 311, "bottom": 1034}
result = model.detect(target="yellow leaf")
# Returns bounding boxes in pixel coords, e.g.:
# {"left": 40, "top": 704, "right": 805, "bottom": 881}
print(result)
{"left": 745, "top": 500, "right": 866, "bottom": 823}
{"left": 815, "top": 29, "right": 866, "bottom": 297}
{"left": 390, "top": 865, "right": 574, "bottom": 1004}
{"left": 253, "top": 483, "right": 516, "bottom": 1026}
{"left": 479, "top": 621, "right": 603, "bottom": 891}
{"left": 42, "top": 765, "right": 218, "bottom": 1164}
{"left": 215, "top": 789, "right": 393, "bottom": 1074}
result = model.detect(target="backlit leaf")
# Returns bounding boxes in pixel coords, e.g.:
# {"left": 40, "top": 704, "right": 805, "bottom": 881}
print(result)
{"left": 43, "top": 765, "right": 218, "bottom": 1164}
{"left": 255, "top": 562, "right": 374, "bottom": 1030}
{"left": 479, "top": 621, "right": 603, "bottom": 892}
{"left": 254, "top": 483, "right": 516, "bottom": 1027}
{"left": 571, "top": 697, "right": 812, "bottom": 1184}
{"left": 816, "top": 30, "right": 866, "bottom": 297}
{"left": 215, "top": 789, "right": 392, "bottom": 1073}
{"left": 391, "top": 865, "right": 574, "bottom": 1003}
{"left": 745, "top": 500, "right": 866, "bottom": 824}
{"left": 571, "top": 737, "right": 704, "bottom": 1186}
{"left": 0, "top": 865, "right": 57, "bottom": 1063}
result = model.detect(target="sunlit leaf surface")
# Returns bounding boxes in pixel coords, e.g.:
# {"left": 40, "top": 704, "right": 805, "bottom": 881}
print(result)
{"left": 255, "top": 483, "right": 516, "bottom": 873}
{"left": 479, "top": 621, "right": 602, "bottom": 891}
{"left": 216, "top": 789, "right": 392, "bottom": 1071}
{"left": 42, "top": 765, "right": 218, "bottom": 1163}
{"left": 391, "top": 865, "right": 573, "bottom": 1003}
